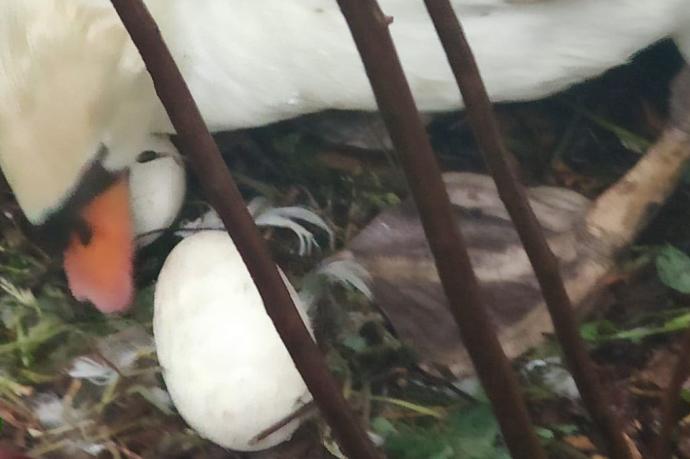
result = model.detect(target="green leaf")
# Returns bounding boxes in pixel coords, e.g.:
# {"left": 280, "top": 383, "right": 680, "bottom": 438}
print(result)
{"left": 664, "top": 313, "right": 690, "bottom": 330}
{"left": 429, "top": 446, "right": 455, "bottom": 459}
{"left": 561, "top": 100, "right": 652, "bottom": 154}
{"left": 579, "top": 322, "right": 601, "bottom": 341}
{"left": 342, "top": 335, "right": 368, "bottom": 353}
{"left": 371, "top": 416, "right": 397, "bottom": 438}
{"left": 553, "top": 424, "right": 579, "bottom": 436}
{"left": 452, "top": 404, "right": 500, "bottom": 458}
{"left": 535, "top": 427, "right": 555, "bottom": 440}
{"left": 581, "top": 311, "right": 690, "bottom": 344}
{"left": 580, "top": 320, "right": 620, "bottom": 343}
{"left": 656, "top": 245, "right": 690, "bottom": 294}
{"left": 384, "top": 403, "right": 509, "bottom": 459}
{"left": 681, "top": 389, "right": 690, "bottom": 403}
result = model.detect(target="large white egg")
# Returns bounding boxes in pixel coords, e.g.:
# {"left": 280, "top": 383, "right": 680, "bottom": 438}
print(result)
{"left": 153, "top": 231, "right": 313, "bottom": 451}
{"left": 130, "top": 149, "right": 186, "bottom": 247}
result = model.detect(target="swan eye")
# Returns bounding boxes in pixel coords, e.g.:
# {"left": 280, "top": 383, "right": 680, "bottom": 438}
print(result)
{"left": 136, "top": 150, "right": 160, "bottom": 163}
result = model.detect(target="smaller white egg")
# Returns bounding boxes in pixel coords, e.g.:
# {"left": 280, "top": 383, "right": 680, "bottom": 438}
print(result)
{"left": 129, "top": 148, "right": 186, "bottom": 247}
{"left": 154, "top": 231, "right": 313, "bottom": 451}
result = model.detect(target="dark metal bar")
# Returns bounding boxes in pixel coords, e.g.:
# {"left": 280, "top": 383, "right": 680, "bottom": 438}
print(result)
{"left": 655, "top": 67, "right": 690, "bottom": 459}
{"left": 421, "top": 1, "right": 633, "bottom": 458}
{"left": 335, "top": 1, "right": 546, "bottom": 458}
{"left": 108, "top": 1, "right": 381, "bottom": 457}
{"left": 655, "top": 329, "right": 690, "bottom": 459}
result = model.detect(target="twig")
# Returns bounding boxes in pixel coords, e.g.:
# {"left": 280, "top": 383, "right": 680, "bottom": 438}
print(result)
{"left": 251, "top": 402, "right": 317, "bottom": 444}
{"left": 421, "top": 1, "right": 633, "bottom": 458}
{"left": 335, "top": 2, "right": 546, "bottom": 458}
{"left": 107, "top": 2, "right": 381, "bottom": 458}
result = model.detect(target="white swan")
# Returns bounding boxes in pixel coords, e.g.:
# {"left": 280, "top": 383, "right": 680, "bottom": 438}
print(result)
{"left": 0, "top": 0, "right": 687, "bottom": 311}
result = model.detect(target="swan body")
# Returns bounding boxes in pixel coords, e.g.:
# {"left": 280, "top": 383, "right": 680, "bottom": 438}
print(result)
{"left": 0, "top": 0, "right": 688, "bottom": 311}
{"left": 154, "top": 230, "right": 313, "bottom": 451}
{"left": 156, "top": 0, "right": 689, "bottom": 130}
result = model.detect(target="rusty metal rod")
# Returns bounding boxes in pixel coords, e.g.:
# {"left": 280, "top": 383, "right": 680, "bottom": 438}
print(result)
{"left": 335, "top": 1, "right": 546, "bottom": 458}
{"left": 108, "top": 1, "right": 381, "bottom": 457}
{"left": 421, "top": 1, "right": 633, "bottom": 458}
{"left": 654, "top": 67, "right": 690, "bottom": 459}
{"left": 655, "top": 329, "right": 690, "bottom": 459}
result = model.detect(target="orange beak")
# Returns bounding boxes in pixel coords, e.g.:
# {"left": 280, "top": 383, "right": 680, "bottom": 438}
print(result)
{"left": 63, "top": 177, "right": 134, "bottom": 313}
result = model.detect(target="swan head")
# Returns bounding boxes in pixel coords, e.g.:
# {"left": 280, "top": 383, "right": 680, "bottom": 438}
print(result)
{"left": 0, "top": 0, "right": 158, "bottom": 313}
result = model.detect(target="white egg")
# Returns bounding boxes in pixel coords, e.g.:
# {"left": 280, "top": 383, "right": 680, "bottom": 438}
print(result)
{"left": 129, "top": 151, "right": 186, "bottom": 247}
{"left": 153, "top": 231, "right": 313, "bottom": 451}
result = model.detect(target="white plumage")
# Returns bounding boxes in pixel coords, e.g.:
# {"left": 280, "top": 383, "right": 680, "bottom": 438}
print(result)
{"left": 154, "top": 0, "right": 689, "bottom": 129}
{"left": 0, "top": 0, "right": 688, "bottom": 222}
